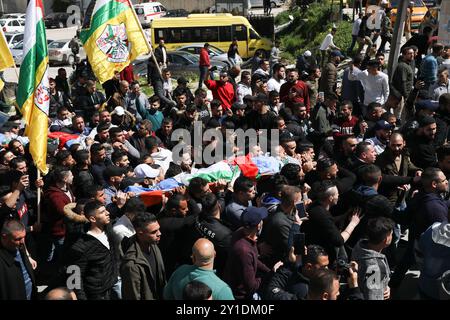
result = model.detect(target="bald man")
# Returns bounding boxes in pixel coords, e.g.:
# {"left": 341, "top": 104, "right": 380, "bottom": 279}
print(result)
{"left": 163, "top": 239, "right": 234, "bottom": 300}
{"left": 45, "top": 287, "right": 77, "bottom": 300}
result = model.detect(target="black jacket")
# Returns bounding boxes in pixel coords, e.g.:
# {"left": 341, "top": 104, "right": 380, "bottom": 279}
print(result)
{"left": 302, "top": 202, "right": 344, "bottom": 263}
{"left": 66, "top": 227, "right": 119, "bottom": 300}
{"left": 409, "top": 134, "right": 438, "bottom": 169}
{"left": 260, "top": 207, "right": 296, "bottom": 267}
{"left": 158, "top": 213, "right": 198, "bottom": 277}
{"left": 194, "top": 216, "right": 233, "bottom": 276}
{"left": 263, "top": 262, "right": 309, "bottom": 300}
{"left": 0, "top": 245, "right": 37, "bottom": 300}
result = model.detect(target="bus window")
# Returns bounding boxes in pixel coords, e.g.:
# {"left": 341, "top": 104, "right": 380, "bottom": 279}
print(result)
{"left": 250, "top": 28, "right": 260, "bottom": 40}
{"left": 233, "top": 25, "right": 247, "bottom": 41}
{"left": 219, "top": 26, "right": 232, "bottom": 42}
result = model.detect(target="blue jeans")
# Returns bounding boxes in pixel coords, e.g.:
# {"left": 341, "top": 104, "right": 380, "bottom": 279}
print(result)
{"left": 199, "top": 65, "right": 209, "bottom": 89}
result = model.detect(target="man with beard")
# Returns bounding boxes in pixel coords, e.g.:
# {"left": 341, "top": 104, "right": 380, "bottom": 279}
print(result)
{"left": 280, "top": 69, "right": 311, "bottom": 113}
{"left": 155, "top": 118, "right": 175, "bottom": 150}
{"left": 204, "top": 70, "right": 235, "bottom": 111}
{"left": 319, "top": 50, "right": 344, "bottom": 97}
{"left": 409, "top": 116, "right": 438, "bottom": 169}
{"left": 365, "top": 120, "right": 394, "bottom": 155}
{"left": 120, "top": 212, "right": 166, "bottom": 300}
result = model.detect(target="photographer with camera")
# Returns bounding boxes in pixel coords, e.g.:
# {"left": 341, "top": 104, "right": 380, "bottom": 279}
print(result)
{"left": 307, "top": 261, "right": 363, "bottom": 300}
{"left": 263, "top": 245, "right": 329, "bottom": 300}
{"left": 351, "top": 217, "right": 394, "bottom": 300}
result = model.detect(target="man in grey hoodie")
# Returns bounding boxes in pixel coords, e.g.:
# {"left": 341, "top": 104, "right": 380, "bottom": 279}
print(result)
{"left": 352, "top": 217, "right": 395, "bottom": 300}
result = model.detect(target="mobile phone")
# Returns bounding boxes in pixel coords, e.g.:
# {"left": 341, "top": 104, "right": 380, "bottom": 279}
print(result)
{"left": 296, "top": 202, "right": 307, "bottom": 219}
{"left": 318, "top": 91, "right": 325, "bottom": 100}
{"left": 293, "top": 233, "right": 306, "bottom": 255}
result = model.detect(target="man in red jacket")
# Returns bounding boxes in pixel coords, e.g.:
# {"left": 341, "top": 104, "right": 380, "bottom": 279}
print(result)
{"left": 204, "top": 70, "right": 235, "bottom": 111}
{"left": 280, "top": 68, "right": 311, "bottom": 113}
{"left": 41, "top": 167, "right": 75, "bottom": 270}
{"left": 199, "top": 43, "right": 211, "bottom": 89}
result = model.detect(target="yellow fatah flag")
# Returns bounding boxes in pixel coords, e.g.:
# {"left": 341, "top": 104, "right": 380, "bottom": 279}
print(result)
{"left": 0, "top": 28, "right": 14, "bottom": 71}
{"left": 81, "top": 0, "right": 149, "bottom": 84}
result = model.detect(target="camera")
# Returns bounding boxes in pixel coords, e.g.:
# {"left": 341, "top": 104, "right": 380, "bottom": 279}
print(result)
{"left": 336, "top": 259, "right": 352, "bottom": 278}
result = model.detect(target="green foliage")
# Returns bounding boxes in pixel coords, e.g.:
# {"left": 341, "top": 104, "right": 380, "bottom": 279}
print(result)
{"left": 277, "top": 2, "right": 352, "bottom": 58}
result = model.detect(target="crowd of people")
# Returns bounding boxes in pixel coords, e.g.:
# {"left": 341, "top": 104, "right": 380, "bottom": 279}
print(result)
{"left": 1, "top": 4, "right": 450, "bottom": 301}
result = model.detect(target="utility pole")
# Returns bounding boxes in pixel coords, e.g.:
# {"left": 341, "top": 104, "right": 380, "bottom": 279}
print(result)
{"left": 387, "top": 0, "right": 408, "bottom": 80}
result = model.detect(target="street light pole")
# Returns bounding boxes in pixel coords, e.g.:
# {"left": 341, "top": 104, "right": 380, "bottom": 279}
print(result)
{"left": 387, "top": 0, "right": 408, "bottom": 80}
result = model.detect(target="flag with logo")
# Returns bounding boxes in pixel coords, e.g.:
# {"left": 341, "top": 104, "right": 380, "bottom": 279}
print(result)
{"left": 81, "top": 0, "right": 149, "bottom": 83}
{"left": 0, "top": 28, "right": 14, "bottom": 91}
{"left": 16, "top": 0, "right": 50, "bottom": 174}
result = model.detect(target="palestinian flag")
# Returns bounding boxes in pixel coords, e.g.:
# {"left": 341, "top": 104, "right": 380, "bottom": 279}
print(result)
{"left": 16, "top": 0, "right": 49, "bottom": 174}
{"left": 81, "top": 0, "right": 149, "bottom": 83}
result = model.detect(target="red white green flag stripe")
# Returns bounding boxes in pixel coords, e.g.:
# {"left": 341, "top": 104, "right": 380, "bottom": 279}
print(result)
{"left": 16, "top": 0, "right": 49, "bottom": 174}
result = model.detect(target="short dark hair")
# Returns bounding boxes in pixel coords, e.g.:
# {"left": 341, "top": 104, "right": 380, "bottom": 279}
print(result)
{"left": 52, "top": 166, "right": 72, "bottom": 184}
{"left": 165, "top": 194, "right": 187, "bottom": 212}
{"left": 73, "top": 149, "right": 90, "bottom": 166}
{"left": 109, "top": 126, "right": 123, "bottom": 139}
{"left": 367, "top": 217, "right": 395, "bottom": 244}
{"left": 189, "top": 177, "right": 208, "bottom": 195}
{"left": 144, "top": 136, "right": 159, "bottom": 151}
{"left": 182, "top": 280, "right": 212, "bottom": 300}
{"left": 90, "top": 143, "right": 105, "bottom": 156}
{"left": 96, "top": 121, "right": 110, "bottom": 133}
{"left": 421, "top": 167, "right": 443, "bottom": 187}
{"left": 123, "top": 197, "right": 146, "bottom": 216}
{"left": 83, "top": 200, "right": 104, "bottom": 218}
{"left": 10, "top": 156, "right": 27, "bottom": 170}
{"left": 359, "top": 164, "right": 382, "bottom": 186}
{"left": 304, "top": 245, "right": 328, "bottom": 265}
{"left": 84, "top": 184, "right": 104, "bottom": 199}
{"left": 272, "top": 63, "right": 285, "bottom": 74}
{"left": 355, "top": 141, "right": 373, "bottom": 158}
{"left": 308, "top": 268, "right": 338, "bottom": 298}
{"left": 132, "top": 212, "right": 158, "bottom": 230}
{"left": 55, "top": 150, "right": 72, "bottom": 166}
{"left": 368, "top": 102, "right": 382, "bottom": 113}
{"left": 200, "top": 193, "right": 219, "bottom": 219}
{"left": 149, "top": 95, "right": 160, "bottom": 104}
{"left": 112, "top": 150, "right": 127, "bottom": 164}
{"left": 280, "top": 163, "right": 301, "bottom": 185}
{"left": 437, "top": 145, "right": 450, "bottom": 162}
{"left": 316, "top": 157, "right": 336, "bottom": 173}
{"left": 233, "top": 176, "right": 254, "bottom": 193}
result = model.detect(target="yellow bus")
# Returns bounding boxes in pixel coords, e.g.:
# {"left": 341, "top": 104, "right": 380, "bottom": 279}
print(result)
{"left": 150, "top": 14, "right": 272, "bottom": 59}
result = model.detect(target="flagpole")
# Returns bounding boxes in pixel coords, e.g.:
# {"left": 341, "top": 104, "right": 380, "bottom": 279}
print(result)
{"left": 126, "top": 0, "right": 162, "bottom": 79}
{"left": 37, "top": 169, "right": 41, "bottom": 224}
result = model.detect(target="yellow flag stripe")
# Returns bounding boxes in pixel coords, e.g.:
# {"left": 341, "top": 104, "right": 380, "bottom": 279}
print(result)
{"left": 83, "top": 9, "right": 148, "bottom": 83}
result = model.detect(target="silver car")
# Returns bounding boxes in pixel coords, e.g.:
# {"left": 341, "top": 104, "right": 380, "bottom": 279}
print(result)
{"left": 48, "top": 39, "right": 85, "bottom": 66}
{"left": 11, "top": 39, "right": 54, "bottom": 66}
{"left": 176, "top": 44, "right": 242, "bottom": 68}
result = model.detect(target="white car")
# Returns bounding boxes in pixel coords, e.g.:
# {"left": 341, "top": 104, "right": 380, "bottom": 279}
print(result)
{"left": 48, "top": 39, "right": 85, "bottom": 66}
{"left": 0, "top": 18, "right": 25, "bottom": 33}
{"left": 4, "top": 32, "right": 24, "bottom": 48}
{"left": 249, "top": 0, "right": 285, "bottom": 8}
{"left": 176, "top": 44, "right": 243, "bottom": 67}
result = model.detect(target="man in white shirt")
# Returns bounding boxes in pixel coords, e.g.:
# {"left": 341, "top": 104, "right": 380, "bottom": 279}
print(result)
{"left": 348, "top": 59, "right": 389, "bottom": 116}
{"left": 319, "top": 27, "right": 340, "bottom": 66}
{"left": 348, "top": 13, "right": 363, "bottom": 55}
{"left": 236, "top": 70, "right": 252, "bottom": 104}
{"left": 267, "top": 63, "right": 286, "bottom": 93}
{"left": 112, "top": 197, "right": 146, "bottom": 248}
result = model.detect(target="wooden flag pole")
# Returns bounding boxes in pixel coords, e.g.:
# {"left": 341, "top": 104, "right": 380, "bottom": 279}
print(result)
{"left": 126, "top": 0, "right": 163, "bottom": 79}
